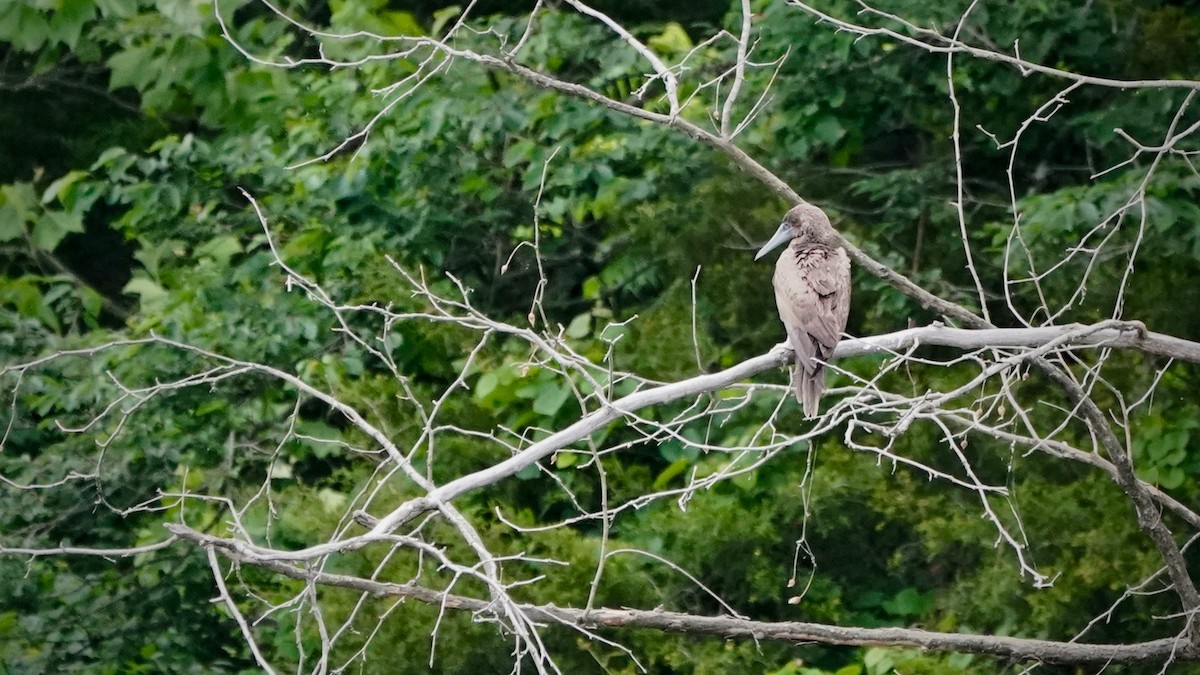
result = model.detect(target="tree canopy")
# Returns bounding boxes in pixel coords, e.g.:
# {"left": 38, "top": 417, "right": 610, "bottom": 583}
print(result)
{"left": 2, "top": 0, "right": 1200, "bottom": 673}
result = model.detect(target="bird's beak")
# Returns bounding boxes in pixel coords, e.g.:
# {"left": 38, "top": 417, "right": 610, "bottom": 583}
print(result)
{"left": 754, "top": 222, "right": 792, "bottom": 261}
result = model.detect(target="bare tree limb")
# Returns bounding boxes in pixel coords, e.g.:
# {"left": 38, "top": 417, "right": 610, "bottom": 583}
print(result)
{"left": 842, "top": 321, "right": 1200, "bottom": 364}
{"left": 172, "top": 523, "right": 1199, "bottom": 667}
{"left": 9, "top": 2, "right": 1197, "bottom": 670}
{"left": 1035, "top": 360, "right": 1200, "bottom": 634}
{"left": 787, "top": 1, "right": 1200, "bottom": 92}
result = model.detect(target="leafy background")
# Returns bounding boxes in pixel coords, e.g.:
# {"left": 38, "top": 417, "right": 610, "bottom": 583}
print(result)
{"left": 1, "top": 0, "right": 1199, "bottom": 672}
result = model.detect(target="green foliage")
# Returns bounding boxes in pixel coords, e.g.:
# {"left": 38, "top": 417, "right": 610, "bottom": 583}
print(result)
{"left": 2, "top": 0, "right": 1200, "bottom": 672}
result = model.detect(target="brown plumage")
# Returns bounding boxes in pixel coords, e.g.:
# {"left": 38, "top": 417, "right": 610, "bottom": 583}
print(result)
{"left": 755, "top": 204, "right": 851, "bottom": 417}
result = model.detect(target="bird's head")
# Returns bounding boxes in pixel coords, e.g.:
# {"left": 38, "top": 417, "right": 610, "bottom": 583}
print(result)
{"left": 754, "top": 203, "right": 835, "bottom": 261}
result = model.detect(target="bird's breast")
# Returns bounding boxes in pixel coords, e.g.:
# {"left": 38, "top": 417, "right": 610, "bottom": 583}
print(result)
{"left": 791, "top": 243, "right": 844, "bottom": 268}
{"left": 775, "top": 244, "right": 849, "bottom": 295}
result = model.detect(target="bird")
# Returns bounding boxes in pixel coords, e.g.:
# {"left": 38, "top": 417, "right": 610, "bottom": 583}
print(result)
{"left": 755, "top": 203, "right": 851, "bottom": 417}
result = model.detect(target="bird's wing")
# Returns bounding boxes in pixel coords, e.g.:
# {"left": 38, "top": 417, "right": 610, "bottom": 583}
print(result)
{"left": 828, "top": 247, "right": 852, "bottom": 347}
{"left": 774, "top": 246, "right": 849, "bottom": 365}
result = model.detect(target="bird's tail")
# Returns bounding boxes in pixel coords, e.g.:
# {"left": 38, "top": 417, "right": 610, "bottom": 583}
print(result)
{"left": 792, "top": 363, "right": 825, "bottom": 418}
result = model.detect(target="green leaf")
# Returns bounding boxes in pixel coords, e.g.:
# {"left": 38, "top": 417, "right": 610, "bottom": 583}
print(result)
{"left": 475, "top": 371, "right": 499, "bottom": 400}
{"left": 647, "top": 22, "right": 693, "bottom": 55}
{"left": 0, "top": 5, "right": 50, "bottom": 52}
{"left": 1077, "top": 200, "right": 1100, "bottom": 223}
{"left": 565, "top": 313, "right": 591, "bottom": 339}
{"left": 0, "top": 203, "right": 23, "bottom": 241}
{"left": 946, "top": 653, "right": 975, "bottom": 670}
{"left": 652, "top": 458, "right": 689, "bottom": 490}
{"left": 317, "top": 488, "right": 348, "bottom": 514}
{"left": 532, "top": 382, "right": 571, "bottom": 417}
{"left": 108, "top": 45, "right": 157, "bottom": 91}
{"left": 0, "top": 278, "right": 60, "bottom": 331}
{"left": 812, "top": 116, "right": 845, "bottom": 145}
{"left": 41, "top": 170, "right": 88, "bottom": 207}
{"left": 95, "top": 0, "right": 138, "bottom": 19}
{"left": 48, "top": 0, "right": 95, "bottom": 50}
{"left": 515, "top": 463, "right": 540, "bottom": 480}
{"left": 431, "top": 5, "right": 461, "bottom": 36}
{"left": 863, "top": 647, "right": 894, "bottom": 674}
{"left": 881, "top": 587, "right": 932, "bottom": 617}
{"left": 195, "top": 400, "right": 226, "bottom": 416}
{"left": 1159, "top": 467, "right": 1186, "bottom": 490}
{"left": 195, "top": 235, "right": 243, "bottom": 266}
{"left": 503, "top": 139, "right": 535, "bottom": 168}
{"left": 379, "top": 10, "right": 423, "bottom": 36}
{"left": 0, "top": 5, "right": 22, "bottom": 44}
{"left": 294, "top": 420, "right": 341, "bottom": 459}
{"left": 91, "top": 146, "right": 130, "bottom": 168}
{"left": 1, "top": 183, "right": 37, "bottom": 220}
{"left": 133, "top": 238, "right": 180, "bottom": 282}
{"left": 582, "top": 276, "right": 601, "bottom": 300}
{"left": 123, "top": 277, "right": 168, "bottom": 306}
{"left": 31, "top": 210, "right": 84, "bottom": 250}
{"left": 343, "top": 356, "right": 364, "bottom": 376}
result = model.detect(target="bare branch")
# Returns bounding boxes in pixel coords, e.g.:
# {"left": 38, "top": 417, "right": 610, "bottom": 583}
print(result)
{"left": 185, "top": 530, "right": 1200, "bottom": 667}
{"left": 787, "top": 1, "right": 1200, "bottom": 92}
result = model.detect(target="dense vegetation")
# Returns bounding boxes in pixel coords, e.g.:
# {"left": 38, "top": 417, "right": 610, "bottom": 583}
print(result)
{"left": 1, "top": 0, "right": 1199, "bottom": 672}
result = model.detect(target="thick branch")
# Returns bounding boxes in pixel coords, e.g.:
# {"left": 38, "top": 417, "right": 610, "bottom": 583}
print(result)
{"left": 355, "top": 320, "right": 1197, "bottom": 535}
{"left": 844, "top": 320, "right": 1200, "bottom": 364}
{"left": 178, "top": 525, "right": 1195, "bottom": 667}
{"left": 205, "top": 6, "right": 1200, "bottom": 665}
{"left": 868, "top": 323, "right": 1200, "bottom": 619}
{"left": 425, "top": 18, "right": 1200, "bottom": 621}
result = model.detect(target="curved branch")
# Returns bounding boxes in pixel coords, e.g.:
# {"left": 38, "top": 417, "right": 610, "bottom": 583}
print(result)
{"left": 301, "top": 34, "right": 991, "bottom": 329}
{"left": 182, "top": 527, "right": 1196, "bottom": 667}
{"left": 560, "top": 0, "right": 680, "bottom": 114}
{"left": 219, "top": 3, "right": 989, "bottom": 324}
{"left": 1035, "top": 360, "right": 1200, "bottom": 629}
{"left": 355, "top": 319, "right": 1197, "bottom": 534}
